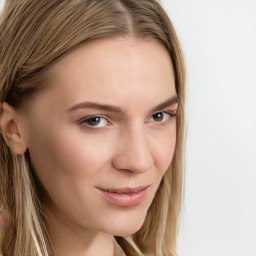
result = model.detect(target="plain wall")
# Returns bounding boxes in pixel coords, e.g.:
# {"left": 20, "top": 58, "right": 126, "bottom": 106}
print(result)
{"left": 0, "top": 0, "right": 255, "bottom": 255}
{"left": 161, "top": 1, "right": 256, "bottom": 256}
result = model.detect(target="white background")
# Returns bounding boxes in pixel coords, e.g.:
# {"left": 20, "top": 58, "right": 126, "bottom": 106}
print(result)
{"left": 161, "top": 1, "right": 256, "bottom": 256}
{"left": 0, "top": 0, "right": 3, "bottom": 13}
{"left": 1, "top": 0, "right": 255, "bottom": 255}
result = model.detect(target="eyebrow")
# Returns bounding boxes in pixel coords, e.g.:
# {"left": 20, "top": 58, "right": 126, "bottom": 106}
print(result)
{"left": 67, "top": 95, "right": 179, "bottom": 114}
{"left": 151, "top": 95, "right": 179, "bottom": 113}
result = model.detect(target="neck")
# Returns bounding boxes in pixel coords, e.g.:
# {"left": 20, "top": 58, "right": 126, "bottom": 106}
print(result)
{"left": 44, "top": 206, "right": 115, "bottom": 256}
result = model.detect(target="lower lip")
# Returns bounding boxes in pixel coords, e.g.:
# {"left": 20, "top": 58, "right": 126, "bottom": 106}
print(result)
{"left": 100, "top": 188, "right": 147, "bottom": 207}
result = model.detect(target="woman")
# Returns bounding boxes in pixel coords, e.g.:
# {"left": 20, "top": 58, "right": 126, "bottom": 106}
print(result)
{"left": 0, "top": 0, "right": 185, "bottom": 255}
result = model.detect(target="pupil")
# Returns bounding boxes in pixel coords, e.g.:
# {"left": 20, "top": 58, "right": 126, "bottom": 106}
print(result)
{"left": 87, "top": 117, "right": 100, "bottom": 126}
{"left": 153, "top": 112, "right": 164, "bottom": 121}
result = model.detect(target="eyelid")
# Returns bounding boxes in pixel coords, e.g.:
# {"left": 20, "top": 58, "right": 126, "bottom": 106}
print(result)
{"left": 148, "top": 110, "right": 176, "bottom": 124}
{"left": 76, "top": 108, "right": 177, "bottom": 129}
{"left": 77, "top": 114, "right": 107, "bottom": 122}
{"left": 77, "top": 115, "right": 111, "bottom": 130}
{"left": 152, "top": 109, "right": 177, "bottom": 117}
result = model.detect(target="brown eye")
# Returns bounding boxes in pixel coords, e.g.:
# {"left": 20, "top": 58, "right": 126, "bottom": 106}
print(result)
{"left": 85, "top": 117, "right": 101, "bottom": 126}
{"left": 80, "top": 116, "right": 109, "bottom": 128}
{"left": 150, "top": 111, "right": 175, "bottom": 124}
{"left": 152, "top": 112, "right": 164, "bottom": 122}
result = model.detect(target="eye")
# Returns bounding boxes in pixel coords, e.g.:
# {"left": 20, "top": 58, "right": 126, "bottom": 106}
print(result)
{"left": 80, "top": 116, "right": 109, "bottom": 129}
{"left": 150, "top": 111, "right": 174, "bottom": 123}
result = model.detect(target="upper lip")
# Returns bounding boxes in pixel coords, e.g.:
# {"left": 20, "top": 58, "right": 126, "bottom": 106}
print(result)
{"left": 98, "top": 185, "right": 150, "bottom": 194}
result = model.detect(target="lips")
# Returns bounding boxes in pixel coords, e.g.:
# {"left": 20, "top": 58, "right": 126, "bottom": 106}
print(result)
{"left": 98, "top": 186, "right": 149, "bottom": 207}
{"left": 103, "top": 186, "right": 148, "bottom": 194}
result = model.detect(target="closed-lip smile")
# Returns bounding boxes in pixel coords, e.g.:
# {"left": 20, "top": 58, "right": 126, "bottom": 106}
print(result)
{"left": 97, "top": 185, "right": 150, "bottom": 207}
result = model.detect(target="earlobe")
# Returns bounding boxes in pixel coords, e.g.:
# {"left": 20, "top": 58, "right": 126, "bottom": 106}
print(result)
{"left": 0, "top": 102, "right": 28, "bottom": 155}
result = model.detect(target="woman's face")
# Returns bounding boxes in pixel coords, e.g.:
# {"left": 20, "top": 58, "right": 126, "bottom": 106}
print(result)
{"left": 21, "top": 38, "right": 178, "bottom": 236}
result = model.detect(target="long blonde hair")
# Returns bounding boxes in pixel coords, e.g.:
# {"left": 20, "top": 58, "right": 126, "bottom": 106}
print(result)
{"left": 0, "top": 0, "right": 185, "bottom": 255}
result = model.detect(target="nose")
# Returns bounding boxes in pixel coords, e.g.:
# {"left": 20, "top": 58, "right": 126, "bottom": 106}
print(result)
{"left": 112, "top": 126, "right": 154, "bottom": 173}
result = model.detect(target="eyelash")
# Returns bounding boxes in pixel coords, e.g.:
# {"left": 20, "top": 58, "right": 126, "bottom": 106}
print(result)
{"left": 150, "top": 111, "right": 176, "bottom": 124}
{"left": 78, "top": 111, "right": 176, "bottom": 131}
{"left": 78, "top": 115, "right": 110, "bottom": 130}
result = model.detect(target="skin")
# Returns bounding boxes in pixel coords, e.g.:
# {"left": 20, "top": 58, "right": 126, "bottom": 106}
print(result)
{"left": 1, "top": 38, "right": 178, "bottom": 255}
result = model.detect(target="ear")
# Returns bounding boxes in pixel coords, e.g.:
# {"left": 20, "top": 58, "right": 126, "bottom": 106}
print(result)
{"left": 0, "top": 102, "right": 28, "bottom": 155}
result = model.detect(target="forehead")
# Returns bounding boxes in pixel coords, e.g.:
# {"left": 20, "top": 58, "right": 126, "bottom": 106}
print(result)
{"left": 26, "top": 38, "right": 176, "bottom": 113}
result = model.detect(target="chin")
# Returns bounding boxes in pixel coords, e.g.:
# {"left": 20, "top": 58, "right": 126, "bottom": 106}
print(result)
{"left": 111, "top": 224, "right": 143, "bottom": 237}
{"left": 104, "top": 212, "right": 147, "bottom": 237}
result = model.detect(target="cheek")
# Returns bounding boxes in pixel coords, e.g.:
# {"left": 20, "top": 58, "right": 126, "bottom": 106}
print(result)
{"left": 27, "top": 127, "right": 111, "bottom": 214}
{"left": 30, "top": 125, "right": 107, "bottom": 175}
{"left": 53, "top": 127, "right": 118, "bottom": 177}
{"left": 27, "top": 127, "right": 105, "bottom": 203}
{"left": 52, "top": 135, "right": 108, "bottom": 177}
{"left": 152, "top": 124, "right": 176, "bottom": 174}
